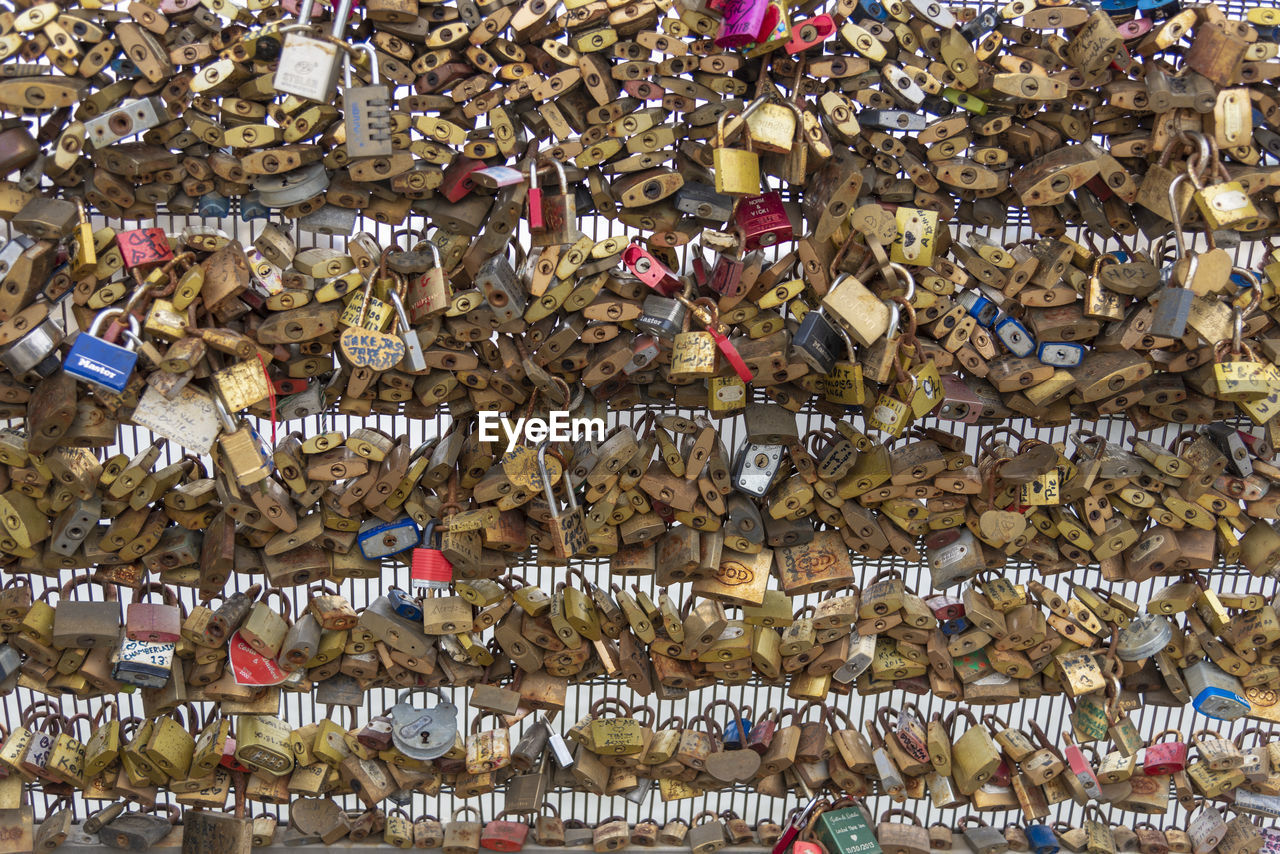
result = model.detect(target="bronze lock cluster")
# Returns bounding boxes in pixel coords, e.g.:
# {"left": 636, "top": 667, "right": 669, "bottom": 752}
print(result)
{"left": 1, "top": 0, "right": 1280, "bottom": 840}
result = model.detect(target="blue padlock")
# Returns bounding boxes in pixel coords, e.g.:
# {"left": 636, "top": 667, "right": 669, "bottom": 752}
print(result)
{"left": 64, "top": 309, "right": 140, "bottom": 394}
{"left": 1136, "top": 0, "right": 1178, "bottom": 18}
{"left": 198, "top": 192, "right": 231, "bottom": 218}
{"left": 858, "top": 0, "right": 887, "bottom": 20}
{"left": 1026, "top": 824, "right": 1058, "bottom": 854}
{"left": 995, "top": 314, "right": 1035, "bottom": 357}
{"left": 358, "top": 515, "right": 421, "bottom": 560}
{"left": 940, "top": 616, "right": 971, "bottom": 636}
{"left": 957, "top": 289, "right": 999, "bottom": 328}
{"left": 959, "top": 6, "right": 1000, "bottom": 40}
{"left": 388, "top": 587, "right": 423, "bottom": 622}
{"left": 240, "top": 192, "right": 270, "bottom": 221}
{"left": 1037, "top": 341, "right": 1085, "bottom": 368}
{"left": 715, "top": 700, "right": 752, "bottom": 750}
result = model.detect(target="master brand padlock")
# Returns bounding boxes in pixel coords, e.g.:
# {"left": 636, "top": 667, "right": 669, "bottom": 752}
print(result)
{"left": 64, "top": 308, "right": 140, "bottom": 394}
{"left": 793, "top": 308, "right": 847, "bottom": 375}
{"left": 636, "top": 294, "right": 688, "bottom": 341}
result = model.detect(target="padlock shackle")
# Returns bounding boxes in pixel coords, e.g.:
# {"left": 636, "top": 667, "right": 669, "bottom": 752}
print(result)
{"left": 329, "top": 0, "right": 354, "bottom": 38}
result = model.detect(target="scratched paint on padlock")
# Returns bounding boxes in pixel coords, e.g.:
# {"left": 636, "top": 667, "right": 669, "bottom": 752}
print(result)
{"left": 116, "top": 227, "right": 172, "bottom": 270}
{"left": 228, "top": 630, "right": 288, "bottom": 687}
{"left": 500, "top": 445, "right": 541, "bottom": 492}
{"left": 658, "top": 778, "right": 703, "bottom": 801}
{"left": 337, "top": 328, "right": 405, "bottom": 371}
{"left": 446, "top": 508, "right": 499, "bottom": 532}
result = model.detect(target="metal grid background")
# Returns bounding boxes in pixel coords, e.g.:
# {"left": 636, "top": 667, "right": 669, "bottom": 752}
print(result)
{"left": 4, "top": 0, "right": 1280, "bottom": 828}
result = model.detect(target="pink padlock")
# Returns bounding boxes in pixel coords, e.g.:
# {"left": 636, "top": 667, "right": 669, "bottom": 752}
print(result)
{"left": 1143, "top": 729, "right": 1189, "bottom": 775}
{"left": 526, "top": 162, "right": 544, "bottom": 230}
{"left": 715, "top": 0, "right": 777, "bottom": 49}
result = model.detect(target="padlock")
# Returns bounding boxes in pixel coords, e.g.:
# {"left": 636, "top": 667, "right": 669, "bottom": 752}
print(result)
{"left": 63, "top": 308, "right": 140, "bottom": 394}
{"left": 735, "top": 191, "right": 792, "bottom": 251}
{"left": 126, "top": 583, "right": 182, "bottom": 644}
{"left": 213, "top": 390, "right": 273, "bottom": 485}
{"left": 636, "top": 294, "right": 688, "bottom": 341}
{"left": 877, "top": 810, "right": 930, "bottom": 854}
{"left": 1149, "top": 172, "right": 1197, "bottom": 339}
{"left": 476, "top": 245, "right": 527, "bottom": 324}
{"left": 482, "top": 812, "right": 530, "bottom": 852}
{"left": 960, "top": 817, "right": 1010, "bottom": 854}
{"left": 102, "top": 805, "right": 179, "bottom": 852}
{"left": 343, "top": 44, "right": 393, "bottom": 159}
{"left": 687, "top": 812, "right": 727, "bottom": 854}
{"left": 538, "top": 442, "right": 587, "bottom": 560}
{"left": 274, "top": 0, "right": 353, "bottom": 102}
{"left": 1188, "top": 144, "right": 1260, "bottom": 231}
{"left": 358, "top": 514, "right": 420, "bottom": 560}
{"left": 444, "top": 806, "right": 483, "bottom": 854}
{"left": 388, "top": 288, "right": 427, "bottom": 373}
{"left": 713, "top": 110, "right": 761, "bottom": 196}
{"left": 529, "top": 161, "right": 577, "bottom": 247}
{"left": 402, "top": 241, "right": 451, "bottom": 321}
{"left": 410, "top": 520, "right": 453, "bottom": 593}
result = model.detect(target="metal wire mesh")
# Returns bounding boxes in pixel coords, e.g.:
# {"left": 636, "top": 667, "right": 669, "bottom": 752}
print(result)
{"left": 5, "top": 0, "right": 1280, "bottom": 829}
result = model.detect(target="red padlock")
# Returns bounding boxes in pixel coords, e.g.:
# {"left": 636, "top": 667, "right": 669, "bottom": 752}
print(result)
{"left": 785, "top": 14, "right": 834, "bottom": 53}
{"left": 440, "top": 156, "right": 485, "bottom": 202}
{"left": 126, "top": 582, "right": 182, "bottom": 643}
{"left": 622, "top": 242, "right": 681, "bottom": 296}
{"left": 735, "top": 191, "right": 793, "bottom": 251}
{"left": 1143, "top": 729, "right": 1189, "bottom": 775}
{"left": 220, "top": 734, "right": 252, "bottom": 773}
{"left": 481, "top": 813, "right": 531, "bottom": 852}
{"left": 1062, "top": 731, "right": 1104, "bottom": 800}
{"left": 710, "top": 252, "right": 745, "bottom": 297}
{"left": 411, "top": 520, "right": 453, "bottom": 592}
{"left": 116, "top": 227, "right": 173, "bottom": 271}
{"left": 745, "top": 707, "right": 778, "bottom": 755}
{"left": 925, "top": 593, "right": 965, "bottom": 621}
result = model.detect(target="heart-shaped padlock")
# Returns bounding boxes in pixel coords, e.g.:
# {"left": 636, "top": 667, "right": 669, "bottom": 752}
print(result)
{"left": 390, "top": 688, "right": 459, "bottom": 761}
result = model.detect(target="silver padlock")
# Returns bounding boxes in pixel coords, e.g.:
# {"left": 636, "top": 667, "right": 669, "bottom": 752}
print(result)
{"left": 731, "top": 441, "right": 784, "bottom": 497}
{"left": 925, "top": 527, "right": 984, "bottom": 588}
{"left": 273, "top": 0, "right": 353, "bottom": 102}
{"left": 0, "top": 311, "right": 65, "bottom": 380}
{"left": 389, "top": 290, "right": 427, "bottom": 373}
{"left": 342, "top": 43, "right": 393, "bottom": 159}
{"left": 476, "top": 245, "right": 526, "bottom": 323}
{"left": 50, "top": 496, "right": 101, "bottom": 556}
{"left": 84, "top": 96, "right": 168, "bottom": 149}
{"left": 298, "top": 204, "right": 357, "bottom": 236}
{"left": 635, "top": 294, "right": 687, "bottom": 341}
